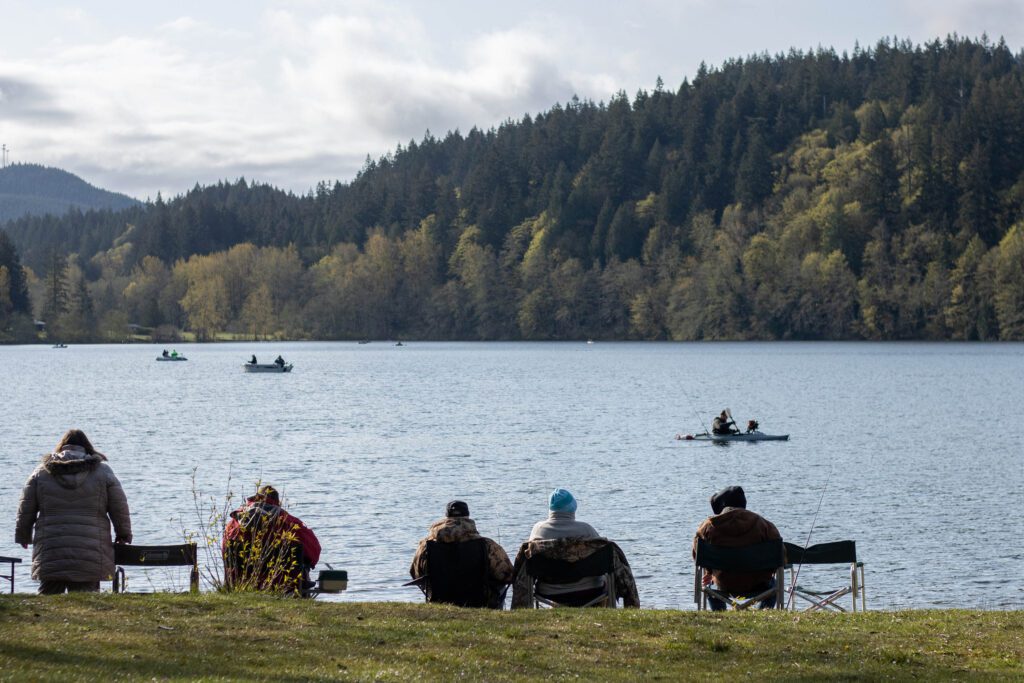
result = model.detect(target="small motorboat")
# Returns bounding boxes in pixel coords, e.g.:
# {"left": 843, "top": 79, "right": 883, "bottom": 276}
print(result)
{"left": 243, "top": 363, "right": 293, "bottom": 373}
{"left": 677, "top": 431, "right": 789, "bottom": 442}
{"left": 52, "top": 343, "right": 68, "bottom": 348}
{"left": 156, "top": 355, "right": 188, "bottom": 361}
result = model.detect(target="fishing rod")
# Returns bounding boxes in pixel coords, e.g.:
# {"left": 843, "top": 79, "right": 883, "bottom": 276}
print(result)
{"left": 679, "top": 383, "right": 712, "bottom": 436}
{"left": 785, "top": 464, "right": 833, "bottom": 610}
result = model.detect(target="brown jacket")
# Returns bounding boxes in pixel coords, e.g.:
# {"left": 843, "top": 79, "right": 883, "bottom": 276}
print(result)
{"left": 692, "top": 507, "right": 781, "bottom": 594}
{"left": 410, "top": 517, "right": 513, "bottom": 599}
{"left": 15, "top": 448, "right": 132, "bottom": 582}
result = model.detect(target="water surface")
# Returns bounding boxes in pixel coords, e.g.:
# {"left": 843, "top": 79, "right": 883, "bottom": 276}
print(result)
{"left": 3, "top": 341, "right": 1021, "bottom": 608}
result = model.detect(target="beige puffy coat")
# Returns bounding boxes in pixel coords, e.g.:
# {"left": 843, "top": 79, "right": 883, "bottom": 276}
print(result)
{"left": 15, "top": 446, "right": 133, "bottom": 582}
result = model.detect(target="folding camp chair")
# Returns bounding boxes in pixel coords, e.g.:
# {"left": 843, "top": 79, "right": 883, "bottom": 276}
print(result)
{"left": 112, "top": 543, "right": 199, "bottom": 593}
{"left": 0, "top": 556, "right": 21, "bottom": 593}
{"left": 694, "top": 538, "right": 785, "bottom": 610}
{"left": 527, "top": 544, "right": 617, "bottom": 608}
{"left": 406, "top": 538, "right": 506, "bottom": 608}
{"left": 784, "top": 540, "right": 866, "bottom": 612}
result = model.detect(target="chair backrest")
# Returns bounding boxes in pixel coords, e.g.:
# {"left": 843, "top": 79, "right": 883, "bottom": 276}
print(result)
{"left": 783, "top": 540, "right": 856, "bottom": 566}
{"left": 525, "top": 543, "right": 615, "bottom": 584}
{"left": 425, "top": 538, "right": 489, "bottom": 607}
{"left": 114, "top": 544, "right": 197, "bottom": 567}
{"left": 0, "top": 556, "right": 22, "bottom": 594}
{"left": 694, "top": 538, "right": 785, "bottom": 571}
{"left": 113, "top": 543, "right": 199, "bottom": 593}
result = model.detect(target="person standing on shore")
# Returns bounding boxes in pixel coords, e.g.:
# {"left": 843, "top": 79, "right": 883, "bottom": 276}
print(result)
{"left": 14, "top": 429, "right": 132, "bottom": 594}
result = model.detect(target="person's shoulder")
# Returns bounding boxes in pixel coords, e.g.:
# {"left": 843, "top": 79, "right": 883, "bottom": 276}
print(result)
{"left": 760, "top": 515, "right": 782, "bottom": 538}
{"left": 96, "top": 461, "right": 120, "bottom": 478}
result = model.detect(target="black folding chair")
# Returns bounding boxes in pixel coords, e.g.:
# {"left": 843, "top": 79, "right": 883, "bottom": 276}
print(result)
{"left": 784, "top": 540, "right": 866, "bottom": 612}
{"left": 408, "top": 538, "right": 505, "bottom": 608}
{"left": 0, "top": 556, "right": 22, "bottom": 594}
{"left": 112, "top": 543, "right": 199, "bottom": 593}
{"left": 694, "top": 538, "right": 785, "bottom": 610}
{"left": 527, "top": 544, "right": 617, "bottom": 608}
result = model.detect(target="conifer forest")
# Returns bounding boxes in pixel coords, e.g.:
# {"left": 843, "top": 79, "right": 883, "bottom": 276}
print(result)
{"left": 2, "top": 37, "right": 1024, "bottom": 342}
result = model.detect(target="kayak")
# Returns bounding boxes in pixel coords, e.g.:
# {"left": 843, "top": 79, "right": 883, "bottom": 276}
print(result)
{"left": 156, "top": 356, "right": 188, "bottom": 361}
{"left": 243, "top": 363, "right": 293, "bottom": 373}
{"left": 678, "top": 431, "right": 789, "bottom": 442}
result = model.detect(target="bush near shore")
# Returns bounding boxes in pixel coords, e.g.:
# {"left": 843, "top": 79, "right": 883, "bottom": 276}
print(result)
{"left": 0, "top": 594, "right": 1021, "bottom": 681}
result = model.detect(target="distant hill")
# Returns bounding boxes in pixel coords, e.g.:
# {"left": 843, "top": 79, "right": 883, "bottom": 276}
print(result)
{"left": 0, "top": 163, "right": 140, "bottom": 223}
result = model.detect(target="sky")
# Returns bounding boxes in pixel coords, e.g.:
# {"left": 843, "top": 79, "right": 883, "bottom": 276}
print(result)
{"left": 0, "top": 1, "right": 1021, "bottom": 200}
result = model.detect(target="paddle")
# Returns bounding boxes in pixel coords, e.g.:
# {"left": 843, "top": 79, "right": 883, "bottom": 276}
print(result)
{"left": 724, "top": 407, "right": 740, "bottom": 434}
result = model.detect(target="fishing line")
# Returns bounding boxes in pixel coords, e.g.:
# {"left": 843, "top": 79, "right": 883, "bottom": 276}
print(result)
{"left": 786, "top": 464, "right": 833, "bottom": 610}
{"left": 678, "top": 383, "right": 711, "bottom": 436}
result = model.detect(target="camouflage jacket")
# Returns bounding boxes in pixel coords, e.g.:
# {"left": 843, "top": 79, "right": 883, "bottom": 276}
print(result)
{"left": 510, "top": 537, "right": 640, "bottom": 608}
{"left": 410, "top": 517, "right": 513, "bottom": 589}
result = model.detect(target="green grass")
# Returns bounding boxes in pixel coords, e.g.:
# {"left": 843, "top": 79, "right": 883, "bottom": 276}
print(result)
{"left": 0, "top": 595, "right": 1021, "bottom": 681}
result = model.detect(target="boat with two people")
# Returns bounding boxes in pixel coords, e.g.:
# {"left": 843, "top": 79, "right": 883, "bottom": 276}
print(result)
{"left": 243, "top": 354, "right": 293, "bottom": 373}
{"left": 157, "top": 349, "right": 188, "bottom": 361}
{"left": 677, "top": 409, "right": 789, "bottom": 442}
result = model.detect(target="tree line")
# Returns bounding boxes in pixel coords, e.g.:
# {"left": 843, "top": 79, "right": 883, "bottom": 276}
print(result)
{"left": 2, "top": 35, "right": 1024, "bottom": 342}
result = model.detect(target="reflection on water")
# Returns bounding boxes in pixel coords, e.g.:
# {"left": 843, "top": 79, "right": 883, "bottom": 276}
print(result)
{"left": 2, "top": 341, "right": 1022, "bottom": 609}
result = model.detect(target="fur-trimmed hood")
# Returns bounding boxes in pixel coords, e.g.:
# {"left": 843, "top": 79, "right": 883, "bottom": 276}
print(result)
{"left": 426, "top": 517, "right": 482, "bottom": 543}
{"left": 42, "top": 446, "right": 104, "bottom": 489}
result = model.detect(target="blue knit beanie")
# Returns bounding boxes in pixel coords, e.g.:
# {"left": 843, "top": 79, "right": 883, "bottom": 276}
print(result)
{"left": 549, "top": 488, "right": 577, "bottom": 513}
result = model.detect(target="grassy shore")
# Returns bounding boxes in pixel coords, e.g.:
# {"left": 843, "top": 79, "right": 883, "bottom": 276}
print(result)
{"left": 0, "top": 595, "right": 1021, "bottom": 681}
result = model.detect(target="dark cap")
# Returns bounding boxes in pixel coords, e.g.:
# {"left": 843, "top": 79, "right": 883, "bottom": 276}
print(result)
{"left": 710, "top": 486, "right": 746, "bottom": 515}
{"left": 446, "top": 500, "right": 470, "bottom": 518}
{"left": 256, "top": 485, "right": 280, "bottom": 505}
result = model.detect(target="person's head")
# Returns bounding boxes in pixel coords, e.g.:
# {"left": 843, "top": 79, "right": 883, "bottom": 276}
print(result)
{"left": 549, "top": 488, "right": 577, "bottom": 514}
{"left": 720, "top": 410, "right": 728, "bottom": 419}
{"left": 445, "top": 500, "right": 470, "bottom": 518}
{"left": 710, "top": 485, "right": 746, "bottom": 515}
{"left": 54, "top": 429, "right": 106, "bottom": 460}
{"left": 252, "top": 485, "right": 280, "bottom": 506}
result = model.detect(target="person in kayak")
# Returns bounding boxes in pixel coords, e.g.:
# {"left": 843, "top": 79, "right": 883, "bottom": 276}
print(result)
{"left": 162, "top": 349, "right": 169, "bottom": 358}
{"left": 249, "top": 355, "right": 257, "bottom": 365}
{"left": 692, "top": 485, "right": 782, "bottom": 610}
{"left": 712, "top": 410, "right": 738, "bottom": 435}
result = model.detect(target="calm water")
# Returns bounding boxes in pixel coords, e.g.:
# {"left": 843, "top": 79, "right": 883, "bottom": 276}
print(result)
{"left": 2, "top": 342, "right": 1022, "bottom": 609}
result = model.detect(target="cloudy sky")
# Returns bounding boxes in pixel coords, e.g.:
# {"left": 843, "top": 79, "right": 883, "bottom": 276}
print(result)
{"left": 0, "top": 1, "right": 1021, "bottom": 199}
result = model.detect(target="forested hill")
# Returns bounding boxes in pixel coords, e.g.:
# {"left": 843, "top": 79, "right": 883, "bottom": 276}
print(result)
{"left": 0, "top": 164, "right": 140, "bottom": 223}
{"left": 3, "top": 36, "right": 1024, "bottom": 342}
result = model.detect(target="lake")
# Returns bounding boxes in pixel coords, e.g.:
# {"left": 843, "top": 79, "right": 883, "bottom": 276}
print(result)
{"left": 2, "top": 341, "right": 1022, "bottom": 609}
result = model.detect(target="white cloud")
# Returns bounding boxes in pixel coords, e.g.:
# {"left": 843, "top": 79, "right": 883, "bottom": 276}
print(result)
{"left": 898, "top": 0, "right": 1024, "bottom": 39}
{"left": 0, "top": 1, "right": 1020, "bottom": 200}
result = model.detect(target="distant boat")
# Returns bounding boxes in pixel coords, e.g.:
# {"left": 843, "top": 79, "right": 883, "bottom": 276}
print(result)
{"left": 357, "top": 340, "right": 371, "bottom": 345}
{"left": 156, "top": 355, "right": 188, "bottom": 362}
{"left": 395, "top": 341, "right": 404, "bottom": 347}
{"left": 243, "top": 363, "right": 293, "bottom": 373}
{"left": 586, "top": 339, "right": 594, "bottom": 344}
{"left": 52, "top": 343, "right": 68, "bottom": 349}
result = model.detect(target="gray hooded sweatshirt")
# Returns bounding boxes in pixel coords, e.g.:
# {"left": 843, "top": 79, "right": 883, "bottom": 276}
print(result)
{"left": 528, "top": 511, "right": 603, "bottom": 594}
{"left": 15, "top": 446, "right": 132, "bottom": 582}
